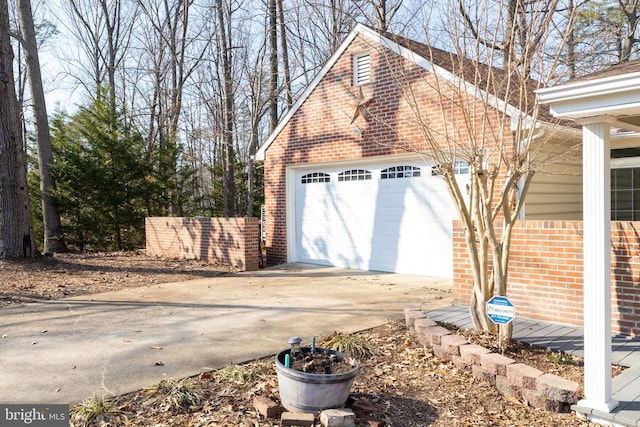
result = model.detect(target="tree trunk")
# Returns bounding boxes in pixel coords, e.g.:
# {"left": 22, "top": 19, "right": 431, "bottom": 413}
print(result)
{"left": 247, "top": 126, "right": 258, "bottom": 218}
{"left": 98, "top": 0, "right": 119, "bottom": 116}
{"left": 216, "top": 0, "right": 235, "bottom": 217}
{"left": 276, "top": 0, "right": 292, "bottom": 110}
{"left": 268, "top": 0, "right": 278, "bottom": 132}
{"left": 375, "top": 0, "right": 387, "bottom": 31}
{"left": 17, "top": 0, "right": 66, "bottom": 253}
{"left": 621, "top": 1, "right": 639, "bottom": 62}
{"left": 0, "top": 0, "right": 34, "bottom": 258}
{"left": 566, "top": 0, "right": 576, "bottom": 79}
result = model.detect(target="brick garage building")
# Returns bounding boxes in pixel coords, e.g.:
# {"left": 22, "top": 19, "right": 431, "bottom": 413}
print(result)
{"left": 256, "top": 24, "right": 580, "bottom": 279}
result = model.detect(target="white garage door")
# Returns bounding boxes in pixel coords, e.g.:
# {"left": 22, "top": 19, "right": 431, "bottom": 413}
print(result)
{"left": 292, "top": 161, "right": 467, "bottom": 278}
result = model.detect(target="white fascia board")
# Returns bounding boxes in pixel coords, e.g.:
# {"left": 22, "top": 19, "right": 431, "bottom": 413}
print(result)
{"left": 255, "top": 28, "right": 362, "bottom": 161}
{"left": 537, "top": 72, "right": 640, "bottom": 119}
{"left": 548, "top": 95, "right": 640, "bottom": 119}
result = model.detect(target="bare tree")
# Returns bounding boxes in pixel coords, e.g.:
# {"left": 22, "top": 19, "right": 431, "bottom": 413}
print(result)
{"left": 16, "top": 0, "right": 66, "bottom": 253}
{"left": 618, "top": 0, "right": 640, "bottom": 61}
{"left": 356, "top": 0, "right": 404, "bottom": 31}
{"left": 276, "top": 0, "right": 292, "bottom": 109}
{"left": 457, "top": 0, "right": 562, "bottom": 73}
{"left": 0, "top": 0, "right": 34, "bottom": 258}
{"left": 62, "top": 0, "right": 135, "bottom": 104}
{"left": 289, "top": 0, "right": 359, "bottom": 84}
{"left": 134, "top": 0, "right": 209, "bottom": 215}
{"left": 362, "top": 1, "right": 578, "bottom": 343}
{"left": 243, "top": 33, "right": 269, "bottom": 217}
{"left": 215, "top": 0, "right": 235, "bottom": 216}
{"left": 560, "top": 0, "right": 640, "bottom": 70}
{"left": 268, "top": 0, "right": 278, "bottom": 132}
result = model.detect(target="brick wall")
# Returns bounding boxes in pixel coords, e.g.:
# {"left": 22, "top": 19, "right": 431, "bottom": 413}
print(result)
{"left": 264, "top": 32, "right": 511, "bottom": 266}
{"left": 453, "top": 220, "right": 640, "bottom": 337}
{"left": 145, "top": 217, "right": 261, "bottom": 271}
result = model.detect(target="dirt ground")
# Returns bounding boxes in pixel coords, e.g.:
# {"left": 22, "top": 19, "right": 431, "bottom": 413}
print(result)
{"left": 0, "top": 252, "right": 602, "bottom": 426}
{"left": 0, "top": 251, "right": 232, "bottom": 307}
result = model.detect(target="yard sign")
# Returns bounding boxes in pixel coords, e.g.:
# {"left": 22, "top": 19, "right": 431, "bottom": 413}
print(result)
{"left": 486, "top": 296, "right": 515, "bottom": 325}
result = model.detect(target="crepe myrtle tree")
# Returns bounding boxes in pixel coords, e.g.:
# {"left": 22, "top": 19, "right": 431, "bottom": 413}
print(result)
{"left": 360, "top": 0, "right": 580, "bottom": 344}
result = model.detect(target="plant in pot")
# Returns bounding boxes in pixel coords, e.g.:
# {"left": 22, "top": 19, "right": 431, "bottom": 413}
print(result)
{"left": 275, "top": 336, "right": 361, "bottom": 413}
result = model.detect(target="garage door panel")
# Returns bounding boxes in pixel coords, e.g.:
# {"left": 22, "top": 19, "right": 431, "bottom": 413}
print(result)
{"left": 293, "top": 162, "right": 466, "bottom": 277}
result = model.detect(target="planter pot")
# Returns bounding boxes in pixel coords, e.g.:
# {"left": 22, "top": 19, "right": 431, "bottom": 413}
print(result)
{"left": 275, "top": 347, "right": 360, "bottom": 413}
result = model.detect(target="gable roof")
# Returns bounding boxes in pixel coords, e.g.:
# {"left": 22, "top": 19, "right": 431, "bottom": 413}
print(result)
{"left": 376, "top": 29, "right": 553, "bottom": 120}
{"left": 568, "top": 59, "right": 640, "bottom": 83}
{"left": 256, "top": 24, "right": 554, "bottom": 161}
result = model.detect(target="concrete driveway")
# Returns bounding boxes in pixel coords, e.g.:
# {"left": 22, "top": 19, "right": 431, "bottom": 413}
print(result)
{"left": 0, "top": 263, "right": 451, "bottom": 405}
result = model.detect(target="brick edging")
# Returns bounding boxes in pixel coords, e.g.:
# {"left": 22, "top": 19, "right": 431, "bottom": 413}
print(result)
{"left": 404, "top": 304, "right": 580, "bottom": 413}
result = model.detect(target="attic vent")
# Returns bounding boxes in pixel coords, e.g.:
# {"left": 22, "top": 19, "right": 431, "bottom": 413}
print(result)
{"left": 353, "top": 53, "right": 371, "bottom": 85}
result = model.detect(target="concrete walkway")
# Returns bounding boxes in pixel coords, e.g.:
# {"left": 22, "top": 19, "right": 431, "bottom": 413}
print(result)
{"left": 0, "top": 263, "right": 452, "bottom": 405}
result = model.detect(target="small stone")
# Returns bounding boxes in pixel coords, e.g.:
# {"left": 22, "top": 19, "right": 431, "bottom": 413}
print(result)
{"left": 365, "top": 418, "right": 385, "bottom": 427}
{"left": 281, "top": 411, "right": 315, "bottom": 426}
{"left": 537, "top": 373, "right": 579, "bottom": 404}
{"left": 459, "top": 344, "right": 491, "bottom": 365}
{"left": 506, "top": 363, "right": 544, "bottom": 390}
{"left": 320, "top": 408, "right": 355, "bottom": 427}
{"left": 413, "top": 318, "right": 437, "bottom": 337}
{"left": 405, "top": 311, "right": 426, "bottom": 332}
{"left": 432, "top": 344, "right": 447, "bottom": 359}
{"left": 424, "top": 326, "right": 451, "bottom": 346}
{"left": 472, "top": 363, "right": 496, "bottom": 384}
{"left": 495, "top": 375, "right": 520, "bottom": 399}
{"left": 440, "top": 334, "right": 469, "bottom": 356}
{"left": 479, "top": 352, "right": 515, "bottom": 376}
{"left": 451, "top": 355, "right": 471, "bottom": 371}
{"left": 253, "top": 395, "right": 280, "bottom": 418}
{"left": 521, "top": 388, "right": 565, "bottom": 412}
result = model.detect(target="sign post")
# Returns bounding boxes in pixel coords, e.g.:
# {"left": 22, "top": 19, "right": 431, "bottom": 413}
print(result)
{"left": 487, "top": 296, "right": 515, "bottom": 352}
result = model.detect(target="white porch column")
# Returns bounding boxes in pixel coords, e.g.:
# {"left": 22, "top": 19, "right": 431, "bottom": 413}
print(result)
{"left": 578, "top": 117, "right": 618, "bottom": 413}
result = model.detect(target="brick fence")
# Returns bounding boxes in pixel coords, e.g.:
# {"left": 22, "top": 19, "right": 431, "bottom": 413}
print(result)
{"left": 453, "top": 220, "right": 640, "bottom": 337}
{"left": 145, "top": 217, "right": 261, "bottom": 271}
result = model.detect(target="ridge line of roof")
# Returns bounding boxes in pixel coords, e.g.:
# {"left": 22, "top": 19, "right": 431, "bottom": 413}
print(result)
{"left": 255, "top": 24, "right": 557, "bottom": 160}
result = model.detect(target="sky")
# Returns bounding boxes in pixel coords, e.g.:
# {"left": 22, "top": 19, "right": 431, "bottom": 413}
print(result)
{"left": 35, "top": 0, "right": 83, "bottom": 114}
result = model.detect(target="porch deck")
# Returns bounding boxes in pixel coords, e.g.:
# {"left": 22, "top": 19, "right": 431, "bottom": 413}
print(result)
{"left": 426, "top": 304, "right": 640, "bottom": 427}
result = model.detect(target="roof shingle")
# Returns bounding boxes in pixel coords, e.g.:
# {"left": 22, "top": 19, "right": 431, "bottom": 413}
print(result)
{"left": 375, "top": 27, "right": 555, "bottom": 123}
